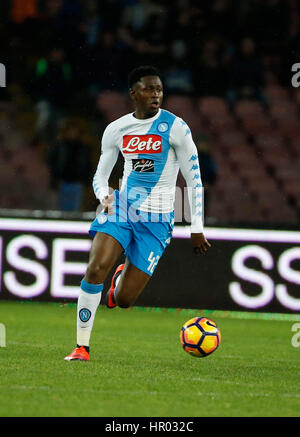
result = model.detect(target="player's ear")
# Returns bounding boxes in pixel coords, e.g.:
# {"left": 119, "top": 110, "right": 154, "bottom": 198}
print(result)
{"left": 129, "top": 88, "right": 135, "bottom": 101}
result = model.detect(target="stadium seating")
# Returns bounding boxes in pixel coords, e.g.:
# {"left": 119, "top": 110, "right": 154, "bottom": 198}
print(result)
{"left": 164, "top": 95, "right": 195, "bottom": 116}
{"left": 264, "top": 85, "right": 292, "bottom": 103}
{"left": 234, "top": 99, "right": 265, "bottom": 119}
{"left": 97, "top": 91, "right": 131, "bottom": 122}
{"left": 1, "top": 81, "right": 299, "bottom": 225}
{"left": 198, "top": 97, "right": 229, "bottom": 117}
{"left": 183, "top": 87, "right": 300, "bottom": 225}
{"left": 0, "top": 110, "right": 53, "bottom": 210}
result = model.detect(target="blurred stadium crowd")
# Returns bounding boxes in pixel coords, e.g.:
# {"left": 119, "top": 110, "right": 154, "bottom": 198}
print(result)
{"left": 0, "top": 0, "right": 300, "bottom": 227}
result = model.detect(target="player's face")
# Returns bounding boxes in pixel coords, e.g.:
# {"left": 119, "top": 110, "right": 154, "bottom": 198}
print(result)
{"left": 130, "top": 76, "right": 163, "bottom": 118}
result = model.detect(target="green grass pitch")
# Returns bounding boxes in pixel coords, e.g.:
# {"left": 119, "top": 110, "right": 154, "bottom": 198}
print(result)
{"left": 0, "top": 300, "right": 299, "bottom": 417}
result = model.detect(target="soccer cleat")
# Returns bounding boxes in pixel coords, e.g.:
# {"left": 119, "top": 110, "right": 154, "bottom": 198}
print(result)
{"left": 105, "top": 263, "right": 124, "bottom": 308}
{"left": 64, "top": 346, "right": 90, "bottom": 361}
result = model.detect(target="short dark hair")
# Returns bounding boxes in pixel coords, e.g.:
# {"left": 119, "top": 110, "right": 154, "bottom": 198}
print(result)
{"left": 128, "top": 65, "right": 162, "bottom": 88}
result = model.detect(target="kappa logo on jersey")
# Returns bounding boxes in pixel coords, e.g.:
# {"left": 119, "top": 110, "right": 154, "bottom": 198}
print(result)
{"left": 123, "top": 135, "right": 162, "bottom": 154}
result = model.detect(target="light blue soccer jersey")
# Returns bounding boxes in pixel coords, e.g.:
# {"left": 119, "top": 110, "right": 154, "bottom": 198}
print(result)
{"left": 90, "top": 108, "right": 204, "bottom": 275}
{"left": 93, "top": 108, "right": 203, "bottom": 231}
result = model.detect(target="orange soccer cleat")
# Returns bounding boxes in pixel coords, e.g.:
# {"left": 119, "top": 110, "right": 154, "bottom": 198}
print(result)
{"left": 105, "top": 263, "right": 125, "bottom": 308}
{"left": 64, "top": 346, "right": 90, "bottom": 361}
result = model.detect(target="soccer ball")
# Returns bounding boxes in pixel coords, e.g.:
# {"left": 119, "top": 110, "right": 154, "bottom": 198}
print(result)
{"left": 180, "top": 317, "right": 221, "bottom": 358}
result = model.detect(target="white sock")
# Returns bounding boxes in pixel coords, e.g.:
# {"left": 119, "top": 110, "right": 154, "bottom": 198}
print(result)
{"left": 76, "top": 280, "right": 103, "bottom": 347}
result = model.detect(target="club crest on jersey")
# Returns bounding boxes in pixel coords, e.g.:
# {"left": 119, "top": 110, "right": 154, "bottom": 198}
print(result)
{"left": 157, "top": 122, "right": 169, "bottom": 133}
{"left": 123, "top": 135, "right": 162, "bottom": 154}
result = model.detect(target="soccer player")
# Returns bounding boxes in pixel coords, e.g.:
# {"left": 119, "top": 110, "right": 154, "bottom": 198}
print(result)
{"left": 64, "top": 65, "right": 211, "bottom": 361}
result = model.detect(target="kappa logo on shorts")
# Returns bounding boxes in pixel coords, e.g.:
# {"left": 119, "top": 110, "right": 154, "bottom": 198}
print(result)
{"left": 123, "top": 135, "right": 162, "bottom": 154}
{"left": 79, "top": 308, "right": 91, "bottom": 322}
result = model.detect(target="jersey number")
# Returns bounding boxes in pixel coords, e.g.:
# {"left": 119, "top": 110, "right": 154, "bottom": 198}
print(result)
{"left": 147, "top": 251, "right": 160, "bottom": 274}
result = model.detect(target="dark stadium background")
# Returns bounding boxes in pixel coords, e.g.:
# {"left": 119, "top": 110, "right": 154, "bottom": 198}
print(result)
{"left": 0, "top": 0, "right": 299, "bottom": 313}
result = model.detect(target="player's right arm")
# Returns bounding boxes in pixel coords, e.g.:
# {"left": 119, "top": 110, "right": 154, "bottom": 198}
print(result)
{"left": 93, "top": 124, "right": 119, "bottom": 214}
{"left": 170, "top": 117, "right": 211, "bottom": 255}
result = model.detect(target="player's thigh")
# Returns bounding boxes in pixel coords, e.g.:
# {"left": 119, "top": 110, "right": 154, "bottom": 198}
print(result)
{"left": 85, "top": 232, "right": 124, "bottom": 283}
{"left": 115, "top": 258, "right": 151, "bottom": 308}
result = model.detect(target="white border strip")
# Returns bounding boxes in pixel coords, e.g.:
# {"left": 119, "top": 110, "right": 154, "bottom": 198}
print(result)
{"left": 172, "top": 226, "right": 300, "bottom": 242}
{"left": 1, "top": 218, "right": 300, "bottom": 243}
{"left": 204, "top": 227, "right": 300, "bottom": 243}
{"left": 0, "top": 218, "right": 89, "bottom": 234}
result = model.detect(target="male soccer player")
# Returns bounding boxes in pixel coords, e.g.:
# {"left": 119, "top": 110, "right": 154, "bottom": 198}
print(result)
{"left": 65, "top": 65, "right": 211, "bottom": 361}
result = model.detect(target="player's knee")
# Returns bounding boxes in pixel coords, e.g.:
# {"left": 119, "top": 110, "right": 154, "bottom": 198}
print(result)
{"left": 85, "top": 259, "right": 108, "bottom": 283}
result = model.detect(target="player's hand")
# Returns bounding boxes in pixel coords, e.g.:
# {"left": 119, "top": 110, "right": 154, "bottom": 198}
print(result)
{"left": 96, "top": 194, "right": 114, "bottom": 216}
{"left": 191, "top": 233, "right": 211, "bottom": 255}
{"left": 102, "top": 194, "right": 114, "bottom": 215}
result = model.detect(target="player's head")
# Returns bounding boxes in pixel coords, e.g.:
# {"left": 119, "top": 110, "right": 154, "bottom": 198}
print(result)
{"left": 128, "top": 65, "right": 163, "bottom": 117}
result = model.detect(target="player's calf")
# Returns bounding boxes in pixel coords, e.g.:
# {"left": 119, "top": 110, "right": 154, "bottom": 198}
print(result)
{"left": 114, "top": 262, "right": 151, "bottom": 308}
{"left": 115, "top": 294, "right": 134, "bottom": 309}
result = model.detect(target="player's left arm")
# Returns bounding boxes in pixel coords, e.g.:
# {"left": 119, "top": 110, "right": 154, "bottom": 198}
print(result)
{"left": 171, "top": 118, "right": 211, "bottom": 255}
{"left": 93, "top": 123, "right": 120, "bottom": 215}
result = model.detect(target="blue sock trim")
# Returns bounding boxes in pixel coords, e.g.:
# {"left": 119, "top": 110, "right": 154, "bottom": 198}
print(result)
{"left": 81, "top": 279, "right": 104, "bottom": 294}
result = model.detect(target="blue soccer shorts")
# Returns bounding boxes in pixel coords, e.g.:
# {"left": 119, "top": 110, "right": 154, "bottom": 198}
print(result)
{"left": 89, "top": 191, "right": 174, "bottom": 276}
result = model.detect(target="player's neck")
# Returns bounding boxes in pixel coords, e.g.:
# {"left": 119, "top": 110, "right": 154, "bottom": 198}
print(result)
{"left": 133, "top": 108, "right": 160, "bottom": 120}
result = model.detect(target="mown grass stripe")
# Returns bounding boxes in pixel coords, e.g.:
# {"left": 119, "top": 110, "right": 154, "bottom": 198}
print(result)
{"left": 124, "top": 305, "right": 300, "bottom": 322}
{"left": 3, "top": 299, "right": 300, "bottom": 322}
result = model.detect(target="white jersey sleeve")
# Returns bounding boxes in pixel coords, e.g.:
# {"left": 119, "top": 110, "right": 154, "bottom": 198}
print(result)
{"left": 170, "top": 117, "right": 204, "bottom": 233}
{"left": 92, "top": 123, "right": 120, "bottom": 204}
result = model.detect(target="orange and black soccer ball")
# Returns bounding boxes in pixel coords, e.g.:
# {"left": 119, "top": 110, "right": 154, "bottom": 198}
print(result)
{"left": 180, "top": 317, "right": 221, "bottom": 358}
